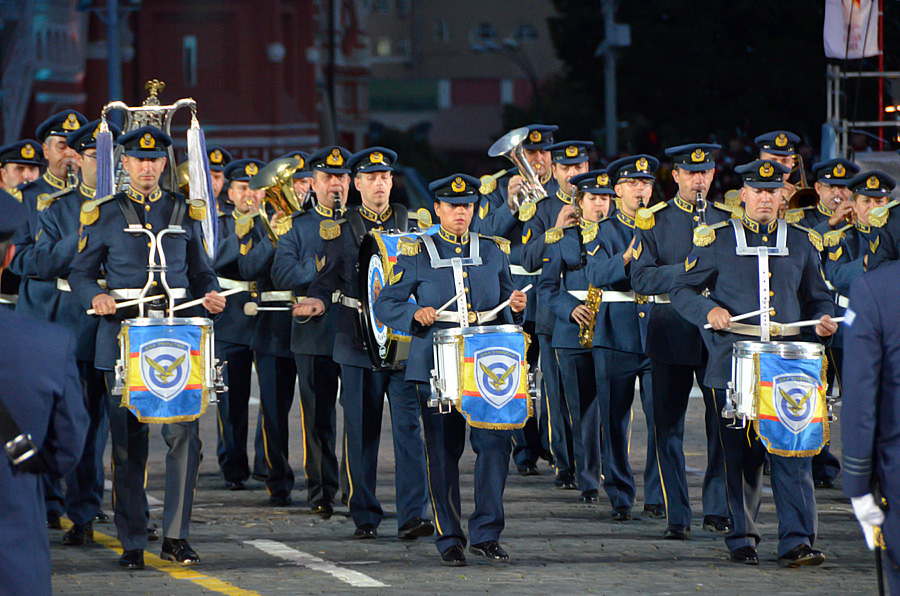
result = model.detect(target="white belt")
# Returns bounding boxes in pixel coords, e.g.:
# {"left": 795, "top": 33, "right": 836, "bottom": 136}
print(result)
{"left": 340, "top": 296, "right": 360, "bottom": 309}
{"left": 57, "top": 279, "right": 107, "bottom": 292}
{"left": 260, "top": 290, "right": 293, "bottom": 303}
{"left": 510, "top": 265, "right": 541, "bottom": 276}
{"left": 726, "top": 322, "right": 801, "bottom": 338}
{"left": 217, "top": 277, "right": 256, "bottom": 292}
{"left": 109, "top": 288, "right": 187, "bottom": 300}
{"left": 594, "top": 290, "right": 669, "bottom": 304}
{"left": 835, "top": 294, "right": 849, "bottom": 308}
{"left": 0, "top": 293, "right": 17, "bottom": 305}
{"left": 292, "top": 290, "right": 342, "bottom": 304}
{"left": 435, "top": 310, "right": 499, "bottom": 325}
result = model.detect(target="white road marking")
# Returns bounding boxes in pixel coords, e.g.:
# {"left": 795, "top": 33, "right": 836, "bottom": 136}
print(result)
{"left": 245, "top": 539, "right": 388, "bottom": 588}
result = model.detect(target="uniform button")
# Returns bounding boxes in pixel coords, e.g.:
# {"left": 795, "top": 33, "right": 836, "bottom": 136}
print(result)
{"left": 462, "top": 272, "right": 468, "bottom": 278}
{"left": 455, "top": 247, "right": 462, "bottom": 253}
{"left": 771, "top": 310, "right": 776, "bottom": 316}
{"left": 467, "top": 303, "right": 472, "bottom": 309}
{"left": 762, "top": 235, "right": 768, "bottom": 242}
{"left": 145, "top": 205, "right": 150, "bottom": 212}
{"left": 151, "top": 281, "right": 158, "bottom": 287}
{"left": 638, "top": 312, "right": 646, "bottom": 318}
{"left": 769, "top": 291, "right": 774, "bottom": 297}
{"left": 147, "top": 242, "right": 151, "bottom": 248}
{"left": 767, "top": 272, "right": 772, "bottom": 278}
{"left": 145, "top": 223, "right": 152, "bottom": 230}
{"left": 251, "top": 292, "right": 258, "bottom": 298}
{"left": 693, "top": 216, "right": 699, "bottom": 221}
{"left": 465, "top": 287, "right": 470, "bottom": 293}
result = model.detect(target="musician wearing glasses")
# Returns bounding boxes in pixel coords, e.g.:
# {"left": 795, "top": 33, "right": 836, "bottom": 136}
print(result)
{"left": 374, "top": 174, "right": 527, "bottom": 567}
{"left": 670, "top": 159, "right": 837, "bottom": 568}
{"left": 271, "top": 146, "right": 351, "bottom": 518}
{"left": 476, "top": 124, "right": 559, "bottom": 477}
{"left": 537, "top": 169, "right": 615, "bottom": 505}
{"left": 69, "top": 126, "right": 225, "bottom": 570}
{"left": 292, "top": 148, "right": 433, "bottom": 542}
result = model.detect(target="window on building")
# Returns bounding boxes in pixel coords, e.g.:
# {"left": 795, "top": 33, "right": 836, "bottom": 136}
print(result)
{"left": 376, "top": 36, "right": 391, "bottom": 57}
{"left": 396, "top": 37, "right": 410, "bottom": 58}
{"left": 513, "top": 23, "right": 538, "bottom": 42}
{"left": 396, "top": 0, "right": 410, "bottom": 17}
{"left": 183, "top": 35, "right": 197, "bottom": 87}
{"left": 472, "top": 22, "right": 496, "bottom": 43}
{"left": 433, "top": 19, "right": 449, "bottom": 42}
{"left": 373, "top": 0, "right": 389, "bottom": 13}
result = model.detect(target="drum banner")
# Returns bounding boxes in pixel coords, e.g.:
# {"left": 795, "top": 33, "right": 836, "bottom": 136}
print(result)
{"left": 372, "top": 232, "right": 416, "bottom": 343}
{"left": 457, "top": 331, "right": 532, "bottom": 429}
{"left": 753, "top": 352, "right": 829, "bottom": 457}
{"left": 119, "top": 324, "right": 210, "bottom": 423}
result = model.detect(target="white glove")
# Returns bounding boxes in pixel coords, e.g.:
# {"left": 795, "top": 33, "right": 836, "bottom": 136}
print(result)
{"left": 851, "top": 493, "right": 885, "bottom": 550}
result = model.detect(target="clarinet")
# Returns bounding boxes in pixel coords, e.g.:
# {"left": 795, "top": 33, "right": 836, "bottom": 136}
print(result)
{"left": 332, "top": 191, "right": 343, "bottom": 218}
{"left": 697, "top": 190, "right": 707, "bottom": 226}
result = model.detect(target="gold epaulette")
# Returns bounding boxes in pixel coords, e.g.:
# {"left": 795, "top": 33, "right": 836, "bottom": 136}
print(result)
{"left": 37, "top": 193, "right": 55, "bottom": 212}
{"left": 491, "top": 236, "right": 511, "bottom": 254}
{"left": 398, "top": 236, "right": 421, "bottom": 256}
{"left": 869, "top": 200, "right": 898, "bottom": 228}
{"left": 518, "top": 202, "right": 537, "bottom": 222}
{"left": 412, "top": 208, "right": 433, "bottom": 229}
{"left": 808, "top": 230, "right": 824, "bottom": 252}
{"left": 693, "top": 220, "right": 730, "bottom": 247}
{"left": 479, "top": 176, "right": 497, "bottom": 195}
{"left": 713, "top": 201, "right": 744, "bottom": 219}
{"left": 274, "top": 216, "right": 293, "bottom": 236}
{"left": 823, "top": 223, "right": 853, "bottom": 248}
{"left": 784, "top": 207, "right": 813, "bottom": 224}
{"left": 9, "top": 187, "right": 22, "bottom": 202}
{"left": 320, "top": 219, "right": 341, "bottom": 240}
{"left": 723, "top": 189, "right": 741, "bottom": 207}
{"left": 582, "top": 222, "right": 598, "bottom": 243}
{"left": 545, "top": 227, "right": 563, "bottom": 244}
{"left": 235, "top": 214, "right": 253, "bottom": 239}
{"left": 635, "top": 202, "right": 667, "bottom": 230}
{"left": 188, "top": 199, "right": 206, "bottom": 221}
{"left": 79, "top": 193, "right": 115, "bottom": 226}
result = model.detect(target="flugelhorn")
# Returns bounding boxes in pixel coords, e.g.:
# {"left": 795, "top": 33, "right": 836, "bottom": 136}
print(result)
{"left": 248, "top": 156, "right": 303, "bottom": 245}
{"left": 488, "top": 127, "right": 547, "bottom": 211}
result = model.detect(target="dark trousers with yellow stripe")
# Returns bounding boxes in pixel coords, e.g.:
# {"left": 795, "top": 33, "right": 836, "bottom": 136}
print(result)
{"left": 295, "top": 354, "right": 341, "bottom": 506}
{"left": 812, "top": 347, "right": 841, "bottom": 483}
{"left": 63, "top": 361, "right": 108, "bottom": 526}
{"left": 342, "top": 365, "right": 428, "bottom": 529}
{"left": 256, "top": 353, "right": 298, "bottom": 499}
{"left": 539, "top": 333, "right": 573, "bottom": 476}
{"left": 556, "top": 348, "right": 603, "bottom": 492}
{"left": 711, "top": 388, "right": 817, "bottom": 558}
{"left": 511, "top": 320, "right": 543, "bottom": 468}
{"left": 652, "top": 359, "right": 727, "bottom": 527}
{"left": 215, "top": 341, "right": 254, "bottom": 485}
{"left": 105, "top": 372, "right": 201, "bottom": 550}
{"left": 414, "top": 383, "right": 512, "bottom": 555}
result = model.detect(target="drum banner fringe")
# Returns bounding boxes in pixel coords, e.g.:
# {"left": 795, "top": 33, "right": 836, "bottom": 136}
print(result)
{"left": 372, "top": 231, "right": 415, "bottom": 343}
{"left": 752, "top": 351, "right": 829, "bottom": 457}
{"left": 119, "top": 324, "right": 210, "bottom": 423}
{"left": 455, "top": 331, "right": 532, "bottom": 429}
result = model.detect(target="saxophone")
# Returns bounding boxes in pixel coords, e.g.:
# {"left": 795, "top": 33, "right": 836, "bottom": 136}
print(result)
{"left": 578, "top": 285, "right": 603, "bottom": 348}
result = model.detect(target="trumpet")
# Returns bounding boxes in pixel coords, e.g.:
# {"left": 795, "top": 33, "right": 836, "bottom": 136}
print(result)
{"left": 248, "top": 157, "right": 303, "bottom": 245}
{"left": 488, "top": 127, "right": 547, "bottom": 211}
{"left": 579, "top": 285, "right": 603, "bottom": 348}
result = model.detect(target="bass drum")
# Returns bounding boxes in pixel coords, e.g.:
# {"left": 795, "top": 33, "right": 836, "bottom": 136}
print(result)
{"left": 357, "top": 230, "right": 428, "bottom": 370}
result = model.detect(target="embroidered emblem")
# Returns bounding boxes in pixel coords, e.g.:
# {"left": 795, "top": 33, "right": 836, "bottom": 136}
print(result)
{"left": 245, "top": 163, "right": 258, "bottom": 177}
{"left": 775, "top": 133, "right": 788, "bottom": 148}
{"left": 139, "top": 133, "right": 155, "bottom": 149}
{"left": 760, "top": 162, "right": 775, "bottom": 177}
{"left": 326, "top": 148, "right": 343, "bottom": 166}
{"left": 21, "top": 144, "right": 35, "bottom": 159}
{"left": 451, "top": 176, "right": 466, "bottom": 193}
{"left": 691, "top": 149, "right": 705, "bottom": 163}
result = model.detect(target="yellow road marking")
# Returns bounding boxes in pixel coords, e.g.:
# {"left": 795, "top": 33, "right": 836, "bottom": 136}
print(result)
{"left": 60, "top": 519, "right": 262, "bottom": 596}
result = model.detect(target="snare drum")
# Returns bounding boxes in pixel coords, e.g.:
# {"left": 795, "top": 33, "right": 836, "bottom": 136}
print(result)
{"left": 430, "top": 325, "right": 534, "bottom": 429}
{"left": 115, "top": 317, "right": 221, "bottom": 423}
{"left": 728, "top": 340, "right": 828, "bottom": 456}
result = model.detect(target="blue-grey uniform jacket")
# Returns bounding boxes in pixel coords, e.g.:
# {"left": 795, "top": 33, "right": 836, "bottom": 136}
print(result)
{"left": 538, "top": 223, "right": 593, "bottom": 350}
{"left": 213, "top": 209, "right": 255, "bottom": 346}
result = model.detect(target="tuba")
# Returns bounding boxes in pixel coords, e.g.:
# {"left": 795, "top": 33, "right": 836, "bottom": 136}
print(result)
{"left": 578, "top": 285, "right": 603, "bottom": 348}
{"left": 248, "top": 157, "right": 303, "bottom": 245}
{"left": 488, "top": 127, "right": 548, "bottom": 211}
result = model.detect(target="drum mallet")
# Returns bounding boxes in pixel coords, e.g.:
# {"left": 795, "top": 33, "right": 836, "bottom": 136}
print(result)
{"left": 168, "top": 287, "right": 245, "bottom": 313}
{"left": 244, "top": 302, "right": 294, "bottom": 316}
{"left": 87, "top": 293, "right": 163, "bottom": 315}
{"left": 703, "top": 307, "right": 774, "bottom": 330}
{"left": 479, "top": 283, "right": 534, "bottom": 322}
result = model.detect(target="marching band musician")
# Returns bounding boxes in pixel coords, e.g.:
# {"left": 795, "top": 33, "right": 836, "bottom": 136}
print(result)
{"left": 520, "top": 139, "right": 592, "bottom": 489}
{"left": 270, "top": 146, "right": 350, "bottom": 517}
{"left": 754, "top": 130, "right": 801, "bottom": 204}
{"left": 792, "top": 159, "right": 858, "bottom": 231}
{"left": 293, "top": 147, "right": 433, "bottom": 541}
{"left": 537, "top": 169, "right": 615, "bottom": 504}
{"left": 206, "top": 146, "right": 233, "bottom": 216}
{"left": 281, "top": 150, "right": 313, "bottom": 206}
{"left": 670, "top": 159, "right": 837, "bottom": 567}
{"left": 374, "top": 174, "right": 527, "bottom": 567}
{"left": 864, "top": 166, "right": 900, "bottom": 271}
{"left": 630, "top": 143, "right": 731, "bottom": 539}
{"left": 0, "top": 139, "right": 43, "bottom": 199}
{"left": 585, "top": 155, "right": 664, "bottom": 522}
{"left": 33, "top": 120, "right": 121, "bottom": 545}
{"left": 69, "top": 126, "right": 226, "bottom": 569}
{"left": 475, "top": 124, "right": 559, "bottom": 476}
{"left": 213, "top": 158, "right": 265, "bottom": 491}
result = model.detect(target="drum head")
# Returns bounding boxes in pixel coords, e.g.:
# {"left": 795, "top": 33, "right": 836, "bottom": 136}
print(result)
{"left": 357, "top": 233, "right": 410, "bottom": 370}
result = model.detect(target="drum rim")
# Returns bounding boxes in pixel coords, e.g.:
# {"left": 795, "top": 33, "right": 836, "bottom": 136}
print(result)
{"left": 121, "top": 317, "right": 213, "bottom": 327}
{"left": 732, "top": 340, "right": 823, "bottom": 358}
{"left": 433, "top": 324, "right": 524, "bottom": 339}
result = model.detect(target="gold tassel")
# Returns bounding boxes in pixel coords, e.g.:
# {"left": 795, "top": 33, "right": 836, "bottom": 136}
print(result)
{"left": 80, "top": 201, "right": 99, "bottom": 226}
{"left": 693, "top": 225, "right": 715, "bottom": 247}
{"left": 234, "top": 216, "right": 252, "bottom": 239}
{"left": 37, "top": 194, "right": 54, "bottom": 212}
{"left": 518, "top": 202, "right": 537, "bottom": 222}
{"left": 398, "top": 237, "right": 421, "bottom": 256}
{"left": 479, "top": 176, "right": 497, "bottom": 195}
{"left": 544, "top": 227, "right": 563, "bottom": 244}
{"left": 808, "top": 230, "right": 824, "bottom": 252}
{"left": 274, "top": 216, "right": 293, "bottom": 236}
{"left": 869, "top": 205, "right": 890, "bottom": 228}
{"left": 784, "top": 209, "right": 804, "bottom": 224}
{"left": 189, "top": 199, "right": 206, "bottom": 221}
{"left": 416, "top": 208, "right": 433, "bottom": 228}
{"left": 492, "top": 236, "right": 511, "bottom": 254}
{"left": 635, "top": 207, "right": 655, "bottom": 230}
{"left": 582, "top": 222, "right": 598, "bottom": 243}
{"left": 319, "top": 220, "right": 341, "bottom": 240}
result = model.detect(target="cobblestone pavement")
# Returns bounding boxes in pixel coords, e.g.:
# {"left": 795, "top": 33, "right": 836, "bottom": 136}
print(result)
{"left": 50, "top": 387, "right": 881, "bottom": 596}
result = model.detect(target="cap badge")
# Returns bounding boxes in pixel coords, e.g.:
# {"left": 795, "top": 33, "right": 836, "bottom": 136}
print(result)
{"left": 295, "top": 156, "right": 304, "bottom": 168}
{"left": 636, "top": 157, "right": 649, "bottom": 171}
{"left": 63, "top": 113, "right": 80, "bottom": 131}
{"left": 451, "top": 177, "right": 466, "bottom": 193}
{"left": 370, "top": 151, "right": 384, "bottom": 164}
{"left": 760, "top": 162, "right": 775, "bottom": 177}
{"left": 597, "top": 173, "right": 609, "bottom": 186}
{"left": 92, "top": 127, "right": 99, "bottom": 139}
{"left": 246, "top": 163, "right": 259, "bottom": 176}
{"left": 210, "top": 149, "right": 223, "bottom": 164}
{"left": 326, "top": 148, "right": 343, "bottom": 166}
{"left": 529, "top": 130, "right": 542, "bottom": 143}
{"left": 775, "top": 133, "right": 788, "bottom": 148}
{"left": 139, "top": 133, "right": 155, "bottom": 149}
{"left": 691, "top": 149, "right": 705, "bottom": 163}
{"left": 21, "top": 144, "right": 35, "bottom": 159}
{"left": 565, "top": 145, "right": 578, "bottom": 158}
{"left": 833, "top": 164, "right": 846, "bottom": 178}
{"left": 867, "top": 175, "right": 880, "bottom": 190}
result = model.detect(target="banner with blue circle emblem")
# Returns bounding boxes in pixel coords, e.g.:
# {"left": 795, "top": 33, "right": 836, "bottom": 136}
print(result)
{"left": 458, "top": 330, "right": 532, "bottom": 429}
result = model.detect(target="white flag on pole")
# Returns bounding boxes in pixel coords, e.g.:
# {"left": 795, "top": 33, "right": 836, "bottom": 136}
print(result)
{"left": 824, "top": 0, "right": 880, "bottom": 59}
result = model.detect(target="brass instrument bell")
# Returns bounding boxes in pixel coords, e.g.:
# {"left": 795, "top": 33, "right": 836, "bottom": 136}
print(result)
{"left": 249, "top": 156, "right": 303, "bottom": 243}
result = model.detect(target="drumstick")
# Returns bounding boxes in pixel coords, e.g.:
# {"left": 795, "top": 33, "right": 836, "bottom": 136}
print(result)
{"left": 86, "top": 294, "right": 160, "bottom": 315}
{"left": 434, "top": 290, "right": 466, "bottom": 316}
{"left": 243, "top": 302, "right": 293, "bottom": 316}
{"left": 780, "top": 316, "right": 846, "bottom": 329}
{"left": 703, "top": 307, "right": 773, "bottom": 330}
{"left": 168, "top": 287, "right": 244, "bottom": 313}
{"left": 479, "top": 283, "right": 534, "bottom": 321}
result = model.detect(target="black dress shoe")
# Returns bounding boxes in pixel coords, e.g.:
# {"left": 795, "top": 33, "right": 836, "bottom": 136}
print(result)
{"left": 578, "top": 489, "right": 600, "bottom": 503}
{"left": 778, "top": 544, "right": 825, "bottom": 568}
{"left": 94, "top": 510, "right": 110, "bottom": 523}
{"left": 643, "top": 504, "right": 666, "bottom": 519}
{"left": 225, "top": 480, "right": 246, "bottom": 491}
{"left": 62, "top": 522, "right": 94, "bottom": 546}
{"left": 397, "top": 517, "right": 435, "bottom": 540}
{"left": 161, "top": 538, "right": 201, "bottom": 565}
{"left": 310, "top": 502, "right": 334, "bottom": 519}
{"left": 517, "top": 463, "right": 539, "bottom": 476}
{"left": 440, "top": 545, "right": 467, "bottom": 567}
{"left": 702, "top": 515, "right": 733, "bottom": 533}
{"left": 554, "top": 472, "right": 577, "bottom": 490}
{"left": 148, "top": 525, "right": 159, "bottom": 542}
{"left": 611, "top": 507, "right": 632, "bottom": 521}
{"left": 353, "top": 524, "right": 378, "bottom": 539}
{"left": 663, "top": 525, "right": 691, "bottom": 540}
{"left": 119, "top": 549, "right": 145, "bottom": 570}
{"left": 730, "top": 546, "right": 759, "bottom": 566}
{"left": 470, "top": 540, "right": 509, "bottom": 562}
{"left": 46, "top": 510, "right": 62, "bottom": 530}
{"left": 814, "top": 478, "right": 835, "bottom": 490}
{"left": 269, "top": 495, "right": 292, "bottom": 507}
